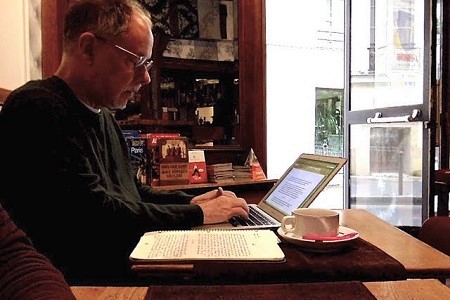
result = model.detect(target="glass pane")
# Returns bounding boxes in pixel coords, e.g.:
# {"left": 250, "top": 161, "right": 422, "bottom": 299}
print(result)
{"left": 315, "top": 88, "right": 344, "bottom": 157}
{"left": 350, "top": 0, "right": 425, "bottom": 110}
{"left": 350, "top": 123, "right": 423, "bottom": 226}
{"left": 266, "top": 0, "right": 345, "bottom": 209}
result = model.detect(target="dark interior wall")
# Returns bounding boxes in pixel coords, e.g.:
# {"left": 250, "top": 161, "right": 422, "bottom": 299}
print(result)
{"left": 41, "top": 0, "right": 70, "bottom": 78}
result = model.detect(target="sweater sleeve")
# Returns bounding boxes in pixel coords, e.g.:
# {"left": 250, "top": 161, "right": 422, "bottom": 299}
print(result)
{"left": 0, "top": 205, "right": 75, "bottom": 300}
{"left": 135, "top": 178, "right": 195, "bottom": 204}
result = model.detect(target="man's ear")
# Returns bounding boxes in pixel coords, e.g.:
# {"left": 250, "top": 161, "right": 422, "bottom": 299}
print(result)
{"left": 78, "top": 32, "right": 97, "bottom": 64}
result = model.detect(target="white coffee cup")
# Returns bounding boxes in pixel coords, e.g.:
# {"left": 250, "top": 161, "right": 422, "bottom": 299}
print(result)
{"left": 281, "top": 208, "right": 339, "bottom": 239}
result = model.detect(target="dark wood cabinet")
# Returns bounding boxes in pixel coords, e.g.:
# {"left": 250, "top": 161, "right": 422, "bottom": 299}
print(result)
{"left": 117, "top": 2, "right": 241, "bottom": 147}
{"left": 128, "top": 48, "right": 239, "bottom": 146}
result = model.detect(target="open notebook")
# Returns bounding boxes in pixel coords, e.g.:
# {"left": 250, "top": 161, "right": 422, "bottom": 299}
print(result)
{"left": 129, "top": 230, "right": 285, "bottom": 263}
{"left": 196, "top": 153, "right": 347, "bottom": 230}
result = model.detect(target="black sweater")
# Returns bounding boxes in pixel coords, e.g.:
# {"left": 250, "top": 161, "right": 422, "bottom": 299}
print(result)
{"left": 0, "top": 76, "right": 203, "bottom": 284}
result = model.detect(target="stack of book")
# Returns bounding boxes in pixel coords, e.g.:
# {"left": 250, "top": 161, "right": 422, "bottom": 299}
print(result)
{"left": 232, "top": 165, "right": 252, "bottom": 181}
{"left": 207, "top": 163, "right": 235, "bottom": 183}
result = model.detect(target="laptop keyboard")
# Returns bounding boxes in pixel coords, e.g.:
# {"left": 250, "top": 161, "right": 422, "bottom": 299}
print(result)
{"left": 229, "top": 206, "right": 278, "bottom": 227}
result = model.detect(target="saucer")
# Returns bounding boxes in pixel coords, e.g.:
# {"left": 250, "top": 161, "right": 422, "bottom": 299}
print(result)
{"left": 277, "top": 226, "right": 359, "bottom": 253}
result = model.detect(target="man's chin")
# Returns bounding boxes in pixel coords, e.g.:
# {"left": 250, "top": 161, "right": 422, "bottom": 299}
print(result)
{"left": 113, "top": 93, "right": 134, "bottom": 110}
{"left": 111, "top": 99, "right": 129, "bottom": 110}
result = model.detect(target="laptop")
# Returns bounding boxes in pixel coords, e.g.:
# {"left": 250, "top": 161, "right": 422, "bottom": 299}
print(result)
{"left": 196, "top": 153, "right": 347, "bottom": 230}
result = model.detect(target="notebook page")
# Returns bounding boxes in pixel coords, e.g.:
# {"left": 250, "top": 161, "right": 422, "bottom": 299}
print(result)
{"left": 130, "top": 230, "right": 284, "bottom": 262}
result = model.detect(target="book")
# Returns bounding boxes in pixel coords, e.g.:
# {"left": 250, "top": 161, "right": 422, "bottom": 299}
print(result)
{"left": 158, "top": 137, "right": 190, "bottom": 185}
{"left": 233, "top": 165, "right": 252, "bottom": 181}
{"left": 129, "top": 230, "right": 284, "bottom": 263}
{"left": 140, "top": 133, "right": 181, "bottom": 186}
{"left": 206, "top": 162, "right": 235, "bottom": 183}
{"left": 123, "top": 130, "right": 147, "bottom": 184}
{"left": 188, "top": 150, "right": 208, "bottom": 184}
{"left": 141, "top": 133, "right": 181, "bottom": 148}
{"left": 122, "top": 129, "right": 141, "bottom": 139}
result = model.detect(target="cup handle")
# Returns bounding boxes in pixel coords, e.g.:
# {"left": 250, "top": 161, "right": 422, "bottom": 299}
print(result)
{"left": 281, "top": 216, "right": 296, "bottom": 233}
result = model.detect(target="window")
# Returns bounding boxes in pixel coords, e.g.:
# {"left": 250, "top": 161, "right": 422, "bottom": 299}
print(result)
{"left": 266, "top": 0, "right": 345, "bottom": 209}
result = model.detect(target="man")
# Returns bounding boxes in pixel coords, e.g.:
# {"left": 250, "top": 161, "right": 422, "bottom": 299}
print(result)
{"left": 0, "top": 0, "right": 248, "bottom": 284}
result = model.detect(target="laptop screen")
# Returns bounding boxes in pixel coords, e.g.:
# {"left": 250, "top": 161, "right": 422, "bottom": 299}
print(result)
{"left": 262, "top": 157, "right": 341, "bottom": 216}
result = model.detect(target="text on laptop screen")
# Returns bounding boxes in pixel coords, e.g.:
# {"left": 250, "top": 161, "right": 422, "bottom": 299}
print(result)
{"left": 264, "top": 158, "right": 339, "bottom": 216}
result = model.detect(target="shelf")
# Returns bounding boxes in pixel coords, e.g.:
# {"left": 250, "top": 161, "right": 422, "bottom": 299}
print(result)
{"left": 153, "top": 179, "right": 277, "bottom": 204}
{"left": 117, "top": 119, "right": 196, "bottom": 127}
{"left": 160, "top": 57, "right": 238, "bottom": 74}
{"left": 190, "top": 145, "right": 244, "bottom": 152}
{"left": 153, "top": 179, "right": 277, "bottom": 191}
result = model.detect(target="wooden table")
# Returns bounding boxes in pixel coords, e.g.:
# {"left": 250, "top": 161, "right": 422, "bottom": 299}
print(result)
{"left": 71, "top": 279, "right": 450, "bottom": 299}
{"left": 130, "top": 209, "right": 450, "bottom": 281}
{"left": 340, "top": 209, "right": 450, "bottom": 279}
{"left": 364, "top": 279, "right": 450, "bottom": 299}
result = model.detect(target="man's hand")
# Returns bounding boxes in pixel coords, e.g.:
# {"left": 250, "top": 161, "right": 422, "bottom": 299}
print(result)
{"left": 190, "top": 187, "right": 236, "bottom": 204}
{"left": 190, "top": 188, "right": 249, "bottom": 224}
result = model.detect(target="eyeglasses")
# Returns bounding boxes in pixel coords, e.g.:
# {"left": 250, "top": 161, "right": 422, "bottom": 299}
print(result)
{"left": 113, "top": 44, "right": 154, "bottom": 70}
{"left": 95, "top": 35, "right": 153, "bottom": 71}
